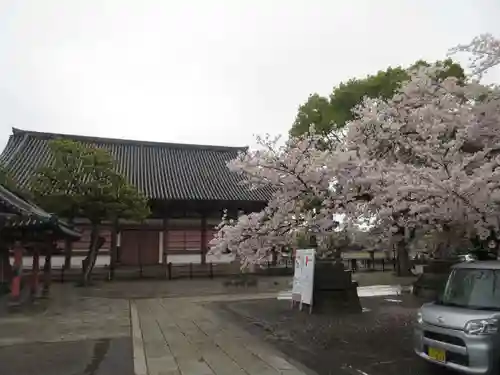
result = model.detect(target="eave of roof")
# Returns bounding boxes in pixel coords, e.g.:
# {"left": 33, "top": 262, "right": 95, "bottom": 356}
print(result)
{"left": 0, "top": 183, "right": 81, "bottom": 239}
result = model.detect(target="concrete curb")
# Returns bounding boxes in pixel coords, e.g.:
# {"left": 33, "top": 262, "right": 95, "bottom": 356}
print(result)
{"left": 130, "top": 301, "right": 148, "bottom": 375}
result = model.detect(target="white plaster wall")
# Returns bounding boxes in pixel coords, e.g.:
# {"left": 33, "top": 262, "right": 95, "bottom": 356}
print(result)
{"left": 12, "top": 254, "right": 236, "bottom": 268}
{"left": 12, "top": 253, "right": 236, "bottom": 269}
{"left": 206, "top": 253, "right": 235, "bottom": 264}
{"left": 11, "top": 255, "right": 111, "bottom": 269}
{"left": 166, "top": 254, "right": 201, "bottom": 264}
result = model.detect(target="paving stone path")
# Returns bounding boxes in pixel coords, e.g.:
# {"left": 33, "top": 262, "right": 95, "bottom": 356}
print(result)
{"left": 0, "top": 296, "right": 133, "bottom": 375}
{"left": 0, "top": 296, "right": 131, "bottom": 345}
{"left": 132, "top": 294, "right": 314, "bottom": 375}
{"left": 0, "top": 281, "right": 315, "bottom": 375}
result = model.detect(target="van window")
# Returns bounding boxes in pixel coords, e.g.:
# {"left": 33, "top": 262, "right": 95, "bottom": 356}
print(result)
{"left": 441, "top": 268, "right": 500, "bottom": 310}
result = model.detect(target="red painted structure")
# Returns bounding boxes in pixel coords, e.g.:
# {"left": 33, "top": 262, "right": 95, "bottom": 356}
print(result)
{"left": 0, "top": 182, "right": 81, "bottom": 303}
{"left": 10, "top": 243, "right": 22, "bottom": 301}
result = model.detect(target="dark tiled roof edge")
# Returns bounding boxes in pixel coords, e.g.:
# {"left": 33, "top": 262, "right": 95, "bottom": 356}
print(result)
{"left": 0, "top": 183, "right": 81, "bottom": 239}
{"left": 3, "top": 127, "right": 272, "bottom": 202}
{"left": 11, "top": 127, "right": 249, "bottom": 153}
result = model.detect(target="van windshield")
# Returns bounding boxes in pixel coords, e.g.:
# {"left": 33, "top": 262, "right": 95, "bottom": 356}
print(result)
{"left": 441, "top": 268, "right": 500, "bottom": 310}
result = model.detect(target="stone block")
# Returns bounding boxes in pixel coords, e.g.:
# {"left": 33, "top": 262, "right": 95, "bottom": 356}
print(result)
{"left": 312, "top": 285, "right": 362, "bottom": 314}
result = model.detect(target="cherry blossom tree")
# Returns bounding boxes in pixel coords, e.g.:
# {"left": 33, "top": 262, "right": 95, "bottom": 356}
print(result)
{"left": 346, "top": 34, "right": 500, "bottom": 262}
{"left": 209, "top": 33, "right": 500, "bottom": 274}
{"left": 209, "top": 132, "right": 345, "bottom": 268}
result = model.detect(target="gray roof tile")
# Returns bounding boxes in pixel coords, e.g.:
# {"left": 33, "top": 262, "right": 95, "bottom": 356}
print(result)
{"left": 0, "top": 128, "right": 272, "bottom": 202}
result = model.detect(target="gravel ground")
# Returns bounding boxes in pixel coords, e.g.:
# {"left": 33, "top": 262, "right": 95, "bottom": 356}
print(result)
{"left": 211, "top": 295, "right": 455, "bottom": 375}
{"left": 0, "top": 337, "right": 134, "bottom": 375}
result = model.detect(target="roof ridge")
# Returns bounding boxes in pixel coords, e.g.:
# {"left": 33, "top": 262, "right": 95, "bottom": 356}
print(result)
{"left": 11, "top": 127, "right": 249, "bottom": 153}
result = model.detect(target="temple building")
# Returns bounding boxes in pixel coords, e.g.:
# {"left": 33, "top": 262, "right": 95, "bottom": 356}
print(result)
{"left": 0, "top": 128, "right": 272, "bottom": 267}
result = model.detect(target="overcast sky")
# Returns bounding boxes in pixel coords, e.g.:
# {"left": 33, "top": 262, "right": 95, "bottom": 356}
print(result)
{"left": 0, "top": 0, "right": 499, "bottom": 150}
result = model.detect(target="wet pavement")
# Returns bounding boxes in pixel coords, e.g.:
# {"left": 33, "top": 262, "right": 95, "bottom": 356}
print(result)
{"left": 0, "top": 337, "right": 134, "bottom": 375}
{"left": 133, "top": 296, "right": 313, "bottom": 375}
{"left": 212, "top": 295, "right": 448, "bottom": 375}
{"left": 0, "top": 275, "right": 419, "bottom": 375}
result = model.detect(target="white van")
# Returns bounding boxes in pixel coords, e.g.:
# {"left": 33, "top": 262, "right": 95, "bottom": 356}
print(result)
{"left": 414, "top": 261, "right": 500, "bottom": 374}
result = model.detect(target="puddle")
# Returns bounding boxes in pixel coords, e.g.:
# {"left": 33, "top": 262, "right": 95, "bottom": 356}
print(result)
{"left": 357, "top": 285, "right": 403, "bottom": 297}
{"left": 277, "top": 284, "right": 409, "bottom": 301}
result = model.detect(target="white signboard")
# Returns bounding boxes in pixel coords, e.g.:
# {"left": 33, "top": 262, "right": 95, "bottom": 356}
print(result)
{"left": 300, "top": 249, "right": 315, "bottom": 306}
{"left": 291, "top": 249, "right": 316, "bottom": 311}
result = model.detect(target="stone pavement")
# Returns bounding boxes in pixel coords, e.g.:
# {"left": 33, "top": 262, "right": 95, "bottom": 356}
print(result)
{"left": 0, "top": 293, "right": 130, "bottom": 346}
{"left": 0, "top": 338, "right": 133, "bottom": 375}
{"left": 0, "top": 290, "right": 133, "bottom": 375}
{"left": 132, "top": 295, "right": 315, "bottom": 375}
{"left": 0, "top": 280, "right": 316, "bottom": 375}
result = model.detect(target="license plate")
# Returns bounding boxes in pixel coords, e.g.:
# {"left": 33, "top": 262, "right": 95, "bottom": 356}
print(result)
{"left": 428, "top": 347, "right": 446, "bottom": 362}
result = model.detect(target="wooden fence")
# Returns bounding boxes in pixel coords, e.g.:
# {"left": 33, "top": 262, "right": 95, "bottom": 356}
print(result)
{"left": 24, "top": 258, "right": 295, "bottom": 283}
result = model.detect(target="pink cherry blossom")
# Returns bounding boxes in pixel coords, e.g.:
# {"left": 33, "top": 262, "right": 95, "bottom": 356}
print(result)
{"left": 209, "top": 33, "right": 500, "bottom": 266}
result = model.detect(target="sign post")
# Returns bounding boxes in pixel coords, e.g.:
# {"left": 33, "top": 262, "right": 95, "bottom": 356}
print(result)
{"left": 291, "top": 251, "right": 303, "bottom": 308}
{"left": 291, "top": 249, "right": 316, "bottom": 313}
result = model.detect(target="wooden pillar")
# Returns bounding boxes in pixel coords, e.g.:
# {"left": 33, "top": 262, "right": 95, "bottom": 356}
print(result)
{"left": 158, "top": 231, "right": 164, "bottom": 264}
{"left": 163, "top": 218, "right": 169, "bottom": 264}
{"left": 201, "top": 215, "right": 207, "bottom": 265}
{"left": 10, "top": 241, "right": 23, "bottom": 303}
{"left": 117, "top": 231, "right": 121, "bottom": 263}
{"left": 42, "top": 244, "right": 52, "bottom": 297}
{"left": 31, "top": 248, "right": 40, "bottom": 298}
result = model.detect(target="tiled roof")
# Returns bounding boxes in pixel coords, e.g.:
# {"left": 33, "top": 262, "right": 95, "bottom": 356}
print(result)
{"left": 0, "top": 128, "right": 273, "bottom": 202}
{"left": 0, "top": 183, "right": 81, "bottom": 239}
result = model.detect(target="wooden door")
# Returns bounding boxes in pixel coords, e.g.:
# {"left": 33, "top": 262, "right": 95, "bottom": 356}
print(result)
{"left": 120, "top": 230, "right": 159, "bottom": 265}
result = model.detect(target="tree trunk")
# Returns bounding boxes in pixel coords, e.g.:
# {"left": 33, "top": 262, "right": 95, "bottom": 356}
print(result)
{"left": 63, "top": 218, "right": 74, "bottom": 269}
{"left": 63, "top": 239, "right": 72, "bottom": 269}
{"left": 271, "top": 247, "right": 277, "bottom": 266}
{"left": 330, "top": 241, "right": 345, "bottom": 269}
{"left": 109, "top": 219, "right": 118, "bottom": 280}
{"left": 333, "top": 246, "right": 342, "bottom": 262}
{"left": 396, "top": 240, "right": 412, "bottom": 276}
{"left": 81, "top": 223, "right": 103, "bottom": 286}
